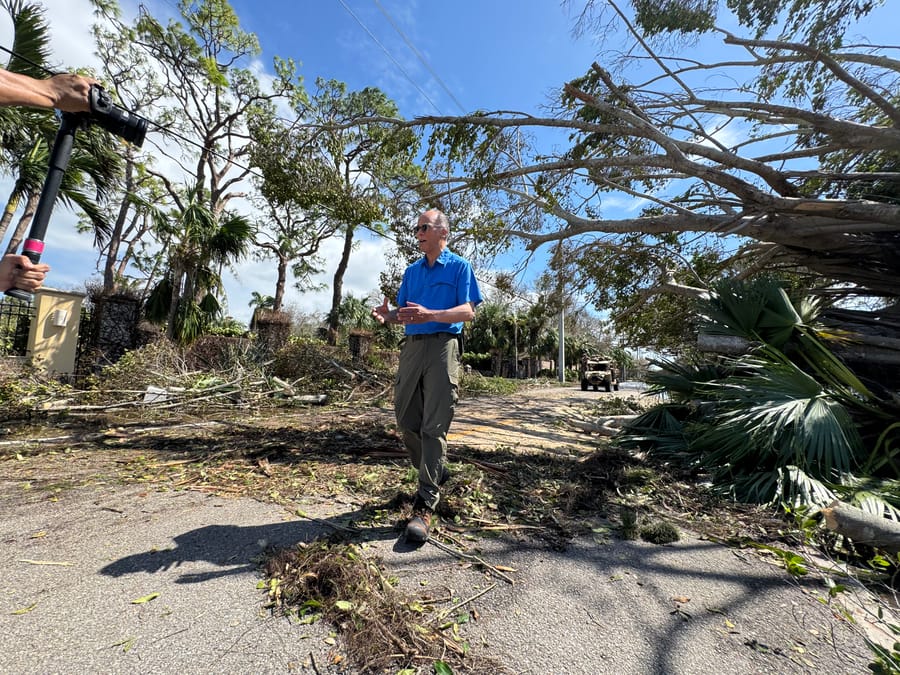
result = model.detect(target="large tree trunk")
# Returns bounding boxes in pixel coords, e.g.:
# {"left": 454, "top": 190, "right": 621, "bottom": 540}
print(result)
{"left": 274, "top": 255, "right": 287, "bottom": 312}
{"left": 821, "top": 305, "right": 900, "bottom": 389}
{"left": 698, "top": 304, "right": 900, "bottom": 392}
{"left": 102, "top": 158, "right": 136, "bottom": 293}
{"left": 327, "top": 225, "right": 355, "bottom": 346}
{"left": 821, "top": 499, "right": 900, "bottom": 554}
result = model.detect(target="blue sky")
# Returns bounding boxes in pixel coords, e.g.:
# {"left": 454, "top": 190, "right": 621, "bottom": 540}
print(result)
{"left": 231, "top": 1, "right": 597, "bottom": 116}
{"left": 2, "top": 1, "right": 898, "bottom": 324}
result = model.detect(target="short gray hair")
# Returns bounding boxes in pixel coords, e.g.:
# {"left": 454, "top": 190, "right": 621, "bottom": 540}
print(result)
{"left": 423, "top": 208, "right": 450, "bottom": 235}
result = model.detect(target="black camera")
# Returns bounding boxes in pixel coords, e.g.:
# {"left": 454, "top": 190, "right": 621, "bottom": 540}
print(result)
{"left": 88, "top": 86, "right": 148, "bottom": 147}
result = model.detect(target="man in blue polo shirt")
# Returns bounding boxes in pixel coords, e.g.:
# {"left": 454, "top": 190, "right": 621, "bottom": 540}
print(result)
{"left": 372, "top": 208, "right": 483, "bottom": 542}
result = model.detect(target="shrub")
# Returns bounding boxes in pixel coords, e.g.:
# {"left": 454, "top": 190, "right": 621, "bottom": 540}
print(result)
{"left": 460, "top": 372, "right": 521, "bottom": 397}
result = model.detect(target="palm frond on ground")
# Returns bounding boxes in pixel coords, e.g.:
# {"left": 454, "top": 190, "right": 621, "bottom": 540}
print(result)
{"left": 619, "top": 277, "right": 898, "bottom": 512}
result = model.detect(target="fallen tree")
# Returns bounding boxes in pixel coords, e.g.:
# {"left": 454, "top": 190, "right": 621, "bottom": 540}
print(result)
{"left": 324, "top": 2, "right": 900, "bottom": 375}
{"left": 821, "top": 500, "right": 900, "bottom": 555}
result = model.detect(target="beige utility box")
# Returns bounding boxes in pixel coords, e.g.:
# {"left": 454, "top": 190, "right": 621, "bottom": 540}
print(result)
{"left": 26, "top": 288, "right": 85, "bottom": 376}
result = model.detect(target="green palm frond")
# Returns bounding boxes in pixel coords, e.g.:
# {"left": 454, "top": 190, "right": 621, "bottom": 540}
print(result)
{"left": 867, "top": 422, "right": 900, "bottom": 476}
{"left": 617, "top": 403, "right": 694, "bottom": 459}
{"left": 727, "top": 469, "right": 780, "bottom": 504}
{"left": 789, "top": 330, "right": 876, "bottom": 404}
{"left": 699, "top": 277, "right": 799, "bottom": 347}
{"left": 644, "top": 356, "right": 728, "bottom": 400}
{"left": 829, "top": 476, "right": 900, "bottom": 521}
{"left": 850, "top": 490, "right": 900, "bottom": 521}
{"left": 619, "top": 275, "right": 898, "bottom": 513}
{"left": 774, "top": 466, "right": 836, "bottom": 509}
{"left": 693, "top": 355, "right": 864, "bottom": 480}
{"left": 144, "top": 275, "right": 173, "bottom": 324}
{"left": 4, "top": 1, "right": 52, "bottom": 77}
{"left": 198, "top": 292, "right": 221, "bottom": 315}
{"left": 9, "top": 137, "right": 48, "bottom": 196}
{"left": 209, "top": 213, "right": 253, "bottom": 263}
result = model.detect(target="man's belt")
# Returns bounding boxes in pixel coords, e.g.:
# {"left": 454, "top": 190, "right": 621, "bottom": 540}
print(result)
{"left": 408, "top": 332, "right": 457, "bottom": 341}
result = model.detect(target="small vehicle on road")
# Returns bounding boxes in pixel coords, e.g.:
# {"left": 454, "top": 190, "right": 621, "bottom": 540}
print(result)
{"left": 579, "top": 356, "right": 619, "bottom": 392}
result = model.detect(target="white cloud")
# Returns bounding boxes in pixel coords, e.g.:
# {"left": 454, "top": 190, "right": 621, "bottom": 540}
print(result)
{"left": 18, "top": 0, "right": 99, "bottom": 71}
{"left": 222, "top": 231, "right": 393, "bottom": 324}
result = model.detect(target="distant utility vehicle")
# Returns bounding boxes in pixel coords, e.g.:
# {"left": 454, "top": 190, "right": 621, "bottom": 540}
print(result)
{"left": 579, "top": 356, "right": 620, "bottom": 392}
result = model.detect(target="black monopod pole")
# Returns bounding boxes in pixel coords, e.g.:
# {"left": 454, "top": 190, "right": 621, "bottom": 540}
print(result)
{"left": 5, "top": 112, "right": 84, "bottom": 302}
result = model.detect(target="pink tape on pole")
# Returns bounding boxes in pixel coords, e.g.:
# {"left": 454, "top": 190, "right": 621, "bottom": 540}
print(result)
{"left": 23, "top": 239, "right": 45, "bottom": 255}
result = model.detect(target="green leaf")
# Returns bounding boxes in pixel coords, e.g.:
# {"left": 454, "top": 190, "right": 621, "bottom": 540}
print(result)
{"left": 131, "top": 592, "right": 160, "bottom": 604}
{"left": 334, "top": 600, "right": 353, "bottom": 612}
{"left": 434, "top": 661, "right": 454, "bottom": 675}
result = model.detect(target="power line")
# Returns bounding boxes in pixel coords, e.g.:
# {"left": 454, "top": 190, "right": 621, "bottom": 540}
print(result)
{"left": 336, "top": 0, "right": 443, "bottom": 115}
{"left": 371, "top": 0, "right": 467, "bottom": 115}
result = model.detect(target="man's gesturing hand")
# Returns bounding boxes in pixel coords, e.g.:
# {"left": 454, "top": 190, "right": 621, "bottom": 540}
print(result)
{"left": 371, "top": 297, "right": 390, "bottom": 324}
{"left": 397, "top": 301, "right": 432, "bottom": 324}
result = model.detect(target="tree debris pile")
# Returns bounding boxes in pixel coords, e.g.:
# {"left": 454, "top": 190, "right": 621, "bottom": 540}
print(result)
{"left": 0, "top": 337, "right": 397, "bottom": 423}
{"left": 263, "top": 539, "right": 505, "bottom": 674}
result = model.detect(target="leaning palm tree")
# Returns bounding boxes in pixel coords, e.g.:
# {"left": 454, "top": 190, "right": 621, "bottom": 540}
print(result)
{"left": 144, "top": 185, "right": 252, "bottom": 344}
{"left": 3, "top": 126, "right": 120, "bottom": 254}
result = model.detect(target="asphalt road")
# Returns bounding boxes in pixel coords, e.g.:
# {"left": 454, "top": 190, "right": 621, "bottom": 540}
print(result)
{"left": 0, "top": 385, "right": 881, "bottom": 674}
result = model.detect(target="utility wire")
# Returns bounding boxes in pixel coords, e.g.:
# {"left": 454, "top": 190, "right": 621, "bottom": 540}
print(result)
{"left": 372, "top": 0, "right": 467, "bottom": 115}
{"left": 336, "top": 0, "right": 443, "bottom": 115}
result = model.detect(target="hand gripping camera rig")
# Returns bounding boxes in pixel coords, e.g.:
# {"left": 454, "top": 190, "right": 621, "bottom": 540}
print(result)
{"left": 5, "top": 86, "right": 149, "bottom": 301}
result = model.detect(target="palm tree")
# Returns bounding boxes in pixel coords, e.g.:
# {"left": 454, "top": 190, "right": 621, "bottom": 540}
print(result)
{"left": 467, "top": 302, "right": 514, "bottom": 376}
{"left": 248, "top": 291, "right": 275, "bottom": 330}
{"left": 145, "top": 185, "right": 253, "bottom": 344}
{"left": 3, "top": 126, "right": 120, "bottom": 254}
{"left": 333, "top": 293, "right": 378, "bottom": 335}
{"left": 249, "top": 292, "right": 276, "bottom": 311}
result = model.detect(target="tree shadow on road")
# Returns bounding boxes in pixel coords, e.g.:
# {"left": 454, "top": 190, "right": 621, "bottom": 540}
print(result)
{"left": 97, "top": 502, "right": 406, "bottom": 582}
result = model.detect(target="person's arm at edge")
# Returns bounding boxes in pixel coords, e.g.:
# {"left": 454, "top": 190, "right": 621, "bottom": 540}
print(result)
{"left": 426, "top": 301, "right": 476, "bottom": 324}
{"left": 396, "top": 301, "right": 476, "bottom": 325}
{"left": 0, "top": 70, "right": 95, "bottom": 113}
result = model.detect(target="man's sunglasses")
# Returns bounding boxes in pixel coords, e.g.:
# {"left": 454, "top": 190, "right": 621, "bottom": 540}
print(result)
{"left": 413, "top": 224, "right": 431, "bottom": 234}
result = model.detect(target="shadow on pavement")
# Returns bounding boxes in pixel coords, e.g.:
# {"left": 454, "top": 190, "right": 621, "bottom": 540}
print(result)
{"left": 98, "top": 507, "right": 402, "bottom": 582}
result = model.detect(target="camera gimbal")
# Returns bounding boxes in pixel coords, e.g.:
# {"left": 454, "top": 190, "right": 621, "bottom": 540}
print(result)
{"left": 5, "top": 85, "right": 148, "bottom": 301}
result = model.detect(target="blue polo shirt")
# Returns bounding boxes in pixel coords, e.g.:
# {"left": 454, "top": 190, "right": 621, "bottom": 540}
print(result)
{"left": 397, "top": 248, "right": 483, "bottom": 336}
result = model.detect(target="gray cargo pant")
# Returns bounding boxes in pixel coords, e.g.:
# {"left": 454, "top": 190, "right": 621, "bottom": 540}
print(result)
{"left": 394, "top": 332, "right": 460, "bottom": 510}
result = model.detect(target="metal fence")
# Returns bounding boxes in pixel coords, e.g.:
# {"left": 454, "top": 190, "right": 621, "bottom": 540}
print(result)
{"left": 73, "top": 305, "right": 95, "bottom": 378}
{"left": 0, "top": 298, "right": 34, "bottom": 357}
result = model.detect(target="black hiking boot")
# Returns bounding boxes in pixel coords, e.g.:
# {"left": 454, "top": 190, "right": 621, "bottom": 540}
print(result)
{"left": 406, "top": 496, "right": 433, "bottom": 543}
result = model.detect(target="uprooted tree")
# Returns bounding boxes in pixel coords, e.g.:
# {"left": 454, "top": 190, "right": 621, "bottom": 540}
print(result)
{"left": 319, "top": 0, "right": 899, "bottom": 376}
